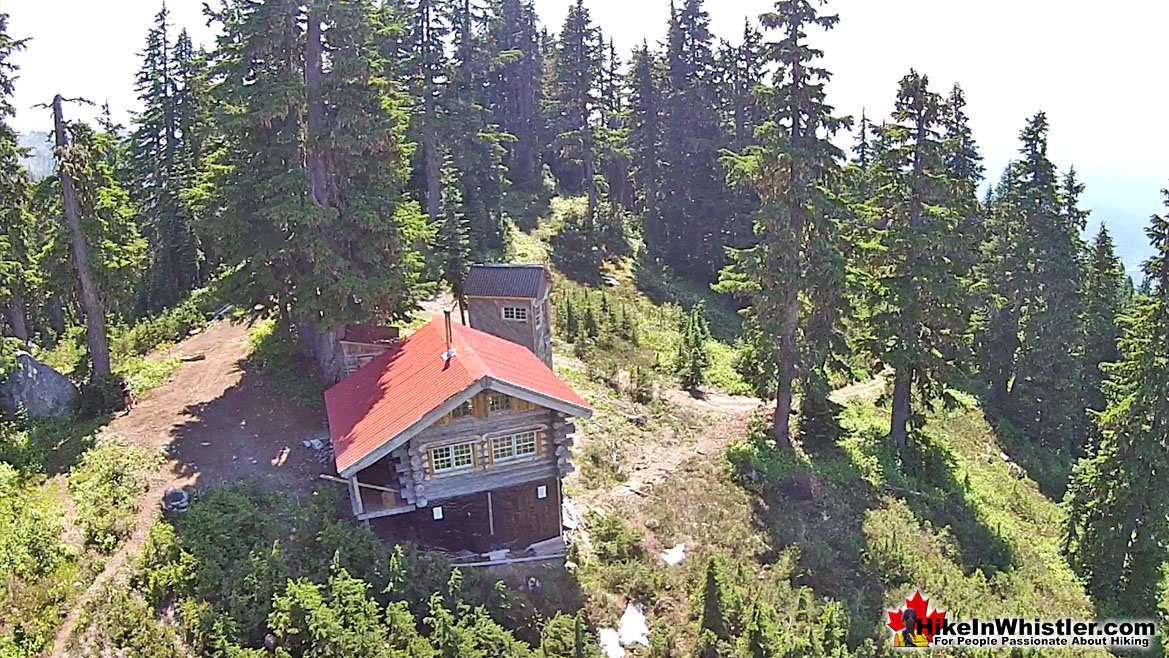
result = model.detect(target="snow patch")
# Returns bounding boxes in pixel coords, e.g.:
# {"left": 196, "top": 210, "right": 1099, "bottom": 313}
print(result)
{"left": 618, "top": 603, "right": 649, "bottom": 648}
{"left": 660, "top": 543, "right": 686, "bottom": 565}
{"left": 598, "top": 628, "right": 623, "bottom": 658}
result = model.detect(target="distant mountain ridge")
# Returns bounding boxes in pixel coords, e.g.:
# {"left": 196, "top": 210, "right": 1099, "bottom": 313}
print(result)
{"left": 18, "top": 131, "right": 54, "bottom": 180}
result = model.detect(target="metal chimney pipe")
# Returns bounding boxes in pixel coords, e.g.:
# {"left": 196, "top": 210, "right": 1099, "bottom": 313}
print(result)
{"left": 443, "top": 309, "right": 456, "bottom": 360}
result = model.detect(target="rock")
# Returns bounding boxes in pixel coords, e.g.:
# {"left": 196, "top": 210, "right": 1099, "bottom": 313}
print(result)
{"left": 162, "top": 488, "right": 190, "bottom": 514}
{"left": 1, "top": 353, "right": 79, "bottom": 419}
{"left": 1008, "top": 462, "right": 1027, "bottom": 480}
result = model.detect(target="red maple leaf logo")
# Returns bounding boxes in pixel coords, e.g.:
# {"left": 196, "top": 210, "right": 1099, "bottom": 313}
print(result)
{"left": 887, "top": 590, "right": 947, "bottom": 641}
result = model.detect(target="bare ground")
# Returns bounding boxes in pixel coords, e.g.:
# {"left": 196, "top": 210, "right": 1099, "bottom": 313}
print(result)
{"left": 49, "top": 320, "right": 328, "bottom": 658}
{"left": 573, "top": 372, "right": 886, "bottom": 512}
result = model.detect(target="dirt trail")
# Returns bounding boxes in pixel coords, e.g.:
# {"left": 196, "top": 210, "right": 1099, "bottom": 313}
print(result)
{"left": 580, "top": 372, "right": 886, "bottom": 510}
{"left": 829, "top": 369, "right": 888, "bottom": 404}
{"left": 49, "top": 321, "right": 327, "bottom": 658}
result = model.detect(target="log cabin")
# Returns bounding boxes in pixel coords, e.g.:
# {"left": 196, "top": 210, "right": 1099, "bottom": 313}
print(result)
{"left": 324, "top": 311, "right": 591, "bottom": 554}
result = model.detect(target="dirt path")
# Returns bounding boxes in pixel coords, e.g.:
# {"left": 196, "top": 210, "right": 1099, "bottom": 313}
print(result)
{"left": 49, "top": 321, "right": 327, "bottom": 658}
{"left": 578, "top": 372, "right": 886, "bottom": 511}
{"left": 829, "top": 369, "right": 888, "bottom": 404}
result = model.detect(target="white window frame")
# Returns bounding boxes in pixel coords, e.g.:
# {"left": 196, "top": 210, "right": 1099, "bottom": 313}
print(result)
{"left": 430, "top": 441, "right": 476, "bottom": 475}
{"left": 491, "top": 430, "right": 539, "bottom": 464}
{"left": 487, "top": 391, "right": 509, "bottom": 413}
{"left": 502, "top": 305, "right": 529, "bottom": 322}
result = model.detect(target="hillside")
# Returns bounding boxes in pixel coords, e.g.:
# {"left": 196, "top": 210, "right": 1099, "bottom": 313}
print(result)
{"left": 1, "top": 204, "right": 1108, "bottom": 658}
{"left": 506, "top": 206, "right": 1104, "bottom": 656}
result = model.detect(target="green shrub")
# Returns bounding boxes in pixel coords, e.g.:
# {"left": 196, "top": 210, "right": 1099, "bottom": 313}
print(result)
{"left": 247, "top": 318, "right": 325, "bottom": 410}
{"left": 68, "top": 438, "right": 159, "bottom": 552}
{"left": 77, "top": 373, "right": 125, "bottom": 417}
{"left": 0, "top": 463, "right": 71, "bottom": 583}
{"left": 78, "top": 586, "right": 186, "bottom": 658}
{"left": 111, "top": 287, "right": 217, "bottom": 359}
{"left": 588, "top": 510, "right": 644, "bottom": 563}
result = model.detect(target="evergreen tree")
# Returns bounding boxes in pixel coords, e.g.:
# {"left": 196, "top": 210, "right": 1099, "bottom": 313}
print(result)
{"left": 548, "top": 0, "right": 601, "bottom": 223}
{"left": 940, "top": 84, "right": 984, "bottom": 276}
{"left": 698, "top": 556, "right": 729, "bottom": 640}
{"left": 741, "top": 601, "right": 782, "bottom": 658}
{"left": 972, "top": 165, "right": 1029, "bottom": 406}
{"left": 677, "top": 302, "right": 711, "bottom": 389}
{"left": 1065, "top": 192, "right": 1169, "bottom": 617}
{"left": 481, "top": 0, "right": 546, "bottom": 195}
{"left": 0, "top": 15, "right": 36, "bottom": 342}
{"left": 861, "top": 71, "right": 970, "bottom": 448}
{"left": 626, "top": 41, "right": 665, "bottom": 252}
{"left": 436, "top": 170, "right": 472, "bottom": 322}
{"left": 1012, "top": 117, "right": 1087, "bottom": 449}
{"left": 596, "top": 37, "right": 632, "bottom": 211}
{"left": 716, "top": 0, "right": 848, "bottom": 446}
{"left": 445, "top": 0, "right": 509, "bottom": 257}
{"left": 1081, "top": 224, "right": 1128, "bottom": 417}
{"left": 130, "top": 4, "right": 203, "bottom": 311}
{"left": 659, "top": 0, "right": 729, "bottom": 281}
{"left": 401, "top": 0, "right": 452, "bottom": 234}
{"left": 208, "top": 0, "right": 428, "bottom": 357}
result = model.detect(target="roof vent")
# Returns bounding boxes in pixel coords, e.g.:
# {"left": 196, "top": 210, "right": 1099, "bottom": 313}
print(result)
{"left": 442, "top": 309, "right": 456, "bottom": 361}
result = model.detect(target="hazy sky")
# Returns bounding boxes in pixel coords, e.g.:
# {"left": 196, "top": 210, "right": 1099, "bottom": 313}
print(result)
{"left": 3, "top": 0, "right": 1165, "bottom": 274}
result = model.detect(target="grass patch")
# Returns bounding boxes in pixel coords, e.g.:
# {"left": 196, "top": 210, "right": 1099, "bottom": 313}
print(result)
{"left": 568, "top": 395, "right": 1097, "bottom": 656}
{"left": 67, "top": 437, "right": 161, "bottom": 553}
{"left": 718, "top": 398, "right": 1093, "bottom": 645}
{"left": 0, "top": 464, "right": 84, "bottom": 658}
{"left": 246, "top": 318, "right": 326, "bottom": 411}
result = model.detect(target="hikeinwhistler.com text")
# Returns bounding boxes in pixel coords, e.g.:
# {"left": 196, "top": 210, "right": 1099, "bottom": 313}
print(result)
{"left": 920, "top": 617, "right": 1156, "bottom": 650}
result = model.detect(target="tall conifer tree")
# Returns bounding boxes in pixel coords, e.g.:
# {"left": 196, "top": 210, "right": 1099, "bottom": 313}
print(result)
{"left": 548, "top": 0, "right": 601, "bottom": 223}
{"left": 1012, "top": 116, "right": 1087, "bottom": 449}
{"left": 716, "top": 0, "right": 848, "bottom": 446}
{"left": 208, "top": 0, "right": 427, "bottom": 358}
{"left": 862, "top": 72, "right": 970, "bottom": 447}
{"left": 0, "top": 15, "right": 36, "bottom": 342}
{"left": 1081, "top": 224, "right": 1128, "bottom": 417}
{"left": 1065, "top": 192, "right": 1169, "bottom": 617}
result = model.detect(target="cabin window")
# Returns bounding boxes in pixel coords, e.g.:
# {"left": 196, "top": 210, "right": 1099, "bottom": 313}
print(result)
{"left": 491, "top": 430, "right": 539, "bottom": 463}
{"left": 431, "top": 442, "right": 475, "bottom": 474}
{"left": 451, "top": 400, "right": 473, "bottom": 419}
{"left": 487, "top": 392, "right": 509, "bottom": 413}
{"left": 502, "top": 306, "right": 528, "bottom": 322}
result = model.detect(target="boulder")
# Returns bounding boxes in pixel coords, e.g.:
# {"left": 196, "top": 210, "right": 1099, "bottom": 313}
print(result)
{"left": 1, "top": 353, "right": 79, "bottom": 419}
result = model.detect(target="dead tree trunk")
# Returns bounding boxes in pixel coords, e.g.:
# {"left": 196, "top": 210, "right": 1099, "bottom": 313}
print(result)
{"left": 4, "top": 293, "right": 29, "bottom": 342}
{"left": 890, "top": 367, "right": 912, "bottom": 449}
{"left": 53, "top": 94, "right": 111, "bottom": 378}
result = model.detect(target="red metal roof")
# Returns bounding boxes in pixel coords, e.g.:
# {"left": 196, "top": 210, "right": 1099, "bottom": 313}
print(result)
{"left": 325, "top": 317, "right": 591, "bottom": 475}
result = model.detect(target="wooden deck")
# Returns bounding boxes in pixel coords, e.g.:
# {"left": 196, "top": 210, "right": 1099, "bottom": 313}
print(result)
{"left": 357, "top": 483, "right": 415, "bottom": 520}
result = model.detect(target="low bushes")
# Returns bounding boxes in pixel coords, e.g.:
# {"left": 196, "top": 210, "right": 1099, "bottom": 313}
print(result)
{"left": 67, "top": 438, "right": 160, "bottom": 552}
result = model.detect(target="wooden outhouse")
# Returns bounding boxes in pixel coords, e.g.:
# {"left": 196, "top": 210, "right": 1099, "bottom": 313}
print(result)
{"left": 464, "top": 264, "right": 553, "bottom": 368}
